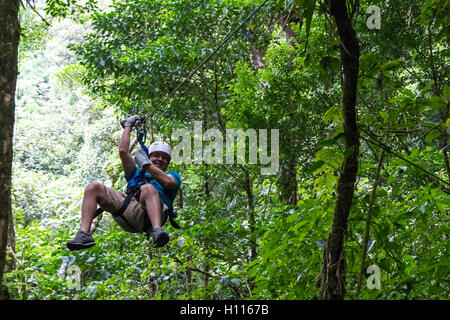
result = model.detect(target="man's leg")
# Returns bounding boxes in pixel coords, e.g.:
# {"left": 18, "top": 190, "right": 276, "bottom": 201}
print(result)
{"left": 67, "top": 182, "right": 105, "bottom": 251}
{"left": 140, "top": 184, "right": 169, "bottom": 247}
{"left": 140, "top": 184, "right": 162, "bottom": 228}
{"left": 80, "top": 182, "right": 106, "bottom": 233}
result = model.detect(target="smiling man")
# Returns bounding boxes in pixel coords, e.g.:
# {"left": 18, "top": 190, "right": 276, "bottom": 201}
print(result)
{"left": 67, "top": 115, "right": 181, "bottom": 250}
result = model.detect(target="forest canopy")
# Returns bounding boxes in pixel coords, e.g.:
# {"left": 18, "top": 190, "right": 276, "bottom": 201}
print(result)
{"left": 0, "top": 0, "right": 448, "bottom": 301}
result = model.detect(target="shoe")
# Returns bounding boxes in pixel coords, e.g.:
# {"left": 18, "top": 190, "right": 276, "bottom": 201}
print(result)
{"left": 67, "top": 229, "right": 96, "bottom": 251}
{"left": 152, "top": 227, "right": 169, "bottom": 248}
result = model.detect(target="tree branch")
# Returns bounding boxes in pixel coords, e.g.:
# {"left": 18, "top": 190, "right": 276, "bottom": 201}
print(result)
{"left": 22, "top": 0, "right": 52, "bottom": 27}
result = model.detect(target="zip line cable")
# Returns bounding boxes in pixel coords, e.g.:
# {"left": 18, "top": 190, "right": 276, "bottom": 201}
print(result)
{"left": 35, "top": 3, "right": 450, "bottom": 190}
{"left": 360, "top": 128, "right": 450, "bottom": 187}
{"left": 47, "top": 0, "right": 271, "bottom": 120}
{"left": 146, "top": 0, "right": 272, "bottom": 118}
{"left": 40, "top": 0, "right": 270, "bottom": 150}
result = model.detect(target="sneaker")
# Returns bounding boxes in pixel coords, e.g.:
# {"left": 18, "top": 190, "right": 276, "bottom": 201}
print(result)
{"left": 67, "top": 229, "right": 96, "bottom": 251}
{"left": 152, "top": 227, "right": 169, "bottom": 248}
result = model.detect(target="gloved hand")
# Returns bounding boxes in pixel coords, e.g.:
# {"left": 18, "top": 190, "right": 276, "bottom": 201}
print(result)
{"left": 135, "top": 147, "right": 152, "bottom": 167}
{"left": 120, "top": 115, "right": 140, "bottom": 128}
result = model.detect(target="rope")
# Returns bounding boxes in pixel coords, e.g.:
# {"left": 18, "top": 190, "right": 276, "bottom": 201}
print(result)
{"left": 360, "top": 128, "right": 450, "bottom": 187}
{"left": 36, "top": 5, "right": 450, "bottom": 190}
{"left": 48, "top": 0, "right": 271, "bottom": 125}
{"left": 146, "top": 0, "right": 272, "bottom": 118}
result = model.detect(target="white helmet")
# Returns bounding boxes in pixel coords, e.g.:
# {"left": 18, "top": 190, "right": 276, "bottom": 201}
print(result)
{"left": 148, "top": 141, "right": 171, "bottom": 160}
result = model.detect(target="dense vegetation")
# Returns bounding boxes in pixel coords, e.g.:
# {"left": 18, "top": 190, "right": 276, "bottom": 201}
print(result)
{"left": 2, "top": 0, "right": 449, "bottom": 300}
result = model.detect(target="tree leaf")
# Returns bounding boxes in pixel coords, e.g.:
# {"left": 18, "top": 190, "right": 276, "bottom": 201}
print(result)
{"left": 425, "top": 129, "right": 441, "bottom": 143}
{"left": 443, "top": 85, "right": 450, "bottom": 103}
{"left": 344, "top": 145, "right": 355, "bottom": 158}
{"left": 309, "top": 160, "right": 325, "bottom": 174}
{"left": 379, "top": 111, "right": 389, "bottom": 122}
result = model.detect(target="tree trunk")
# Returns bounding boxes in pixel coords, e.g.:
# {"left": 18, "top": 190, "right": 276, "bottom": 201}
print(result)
{"left": 0, "top": 0, "right": 20, "bottom": 299}
{"left": 251, "top": 48, "right": 265, "bottom": 70}
{"left": 439, "top": 107, "right": 450, "bottom": 184}
{"left": 242, "top": 167, "right": 257, "bottom": 293}
{"left": 243, "top": 167, "right": 257, "bottom": 262}
{"left": 278, "top": 15, "right": 300, "bottom": 206}
{"left": 278, "top": 160, "right": 298, "bottom": 205}
{"left": 202, "top": 176, "right": 211, "bottom": 295}
{"left": 320, "top": 0, "right": 360, "bottom": 300}
{"left": 201, "top": 107, "right": 211, "bottom": 296}
{"left": 185, "top": 254, "right": 192, "bottom": 297}
{"left": 6, "top": 209, "right": 15, "bottom": 272}
{"left": 147, "top": 246, "right": 158, "bottom": 297}
{"left": 280, "top": 15, "right": 302, "bottom": 48}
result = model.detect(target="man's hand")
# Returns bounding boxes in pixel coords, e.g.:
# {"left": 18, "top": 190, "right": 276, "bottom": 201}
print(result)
{"left": 135, "top": 148, "right": 153, "bottom": 168}
{"left": 120, "top": 115, "right": 140, "bottom": 128}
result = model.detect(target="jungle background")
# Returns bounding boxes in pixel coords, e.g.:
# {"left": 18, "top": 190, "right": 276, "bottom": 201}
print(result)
{"left": 1, "top": 0, "right": 449, "bottom": 300}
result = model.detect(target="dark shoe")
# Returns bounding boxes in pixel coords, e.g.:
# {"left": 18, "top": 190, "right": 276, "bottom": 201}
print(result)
{"left": 67, "top": 229, "right": 96, "bottom": 251}
{"left": 152, "top": 227, "right": 169, "bottom": 248}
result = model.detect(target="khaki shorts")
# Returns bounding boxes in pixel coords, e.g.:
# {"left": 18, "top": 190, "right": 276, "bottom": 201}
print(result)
{"left": 98, "top": 186, "right": 168, "bottom": 234}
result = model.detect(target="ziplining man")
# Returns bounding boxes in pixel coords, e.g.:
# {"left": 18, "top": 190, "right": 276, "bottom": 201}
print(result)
{"left": 67, "top": 115, "right": 181, "bottom": 250}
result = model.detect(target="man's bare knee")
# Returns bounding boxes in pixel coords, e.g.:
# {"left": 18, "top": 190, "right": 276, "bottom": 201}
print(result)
{"left": 84, "top": 182, "right": 106, "bottom": 201}
{"left": 140, "top": 184, "right": 158, "bottom": 197}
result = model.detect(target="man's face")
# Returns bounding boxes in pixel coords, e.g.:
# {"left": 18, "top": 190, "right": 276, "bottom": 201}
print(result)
{"left": 150, "top": 151, "right": 170, "bottom": 171}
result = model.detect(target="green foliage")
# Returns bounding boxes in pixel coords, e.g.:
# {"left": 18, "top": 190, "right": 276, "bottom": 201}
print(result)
{"left": 247, "top": 201, "right": 332, "bottom": 299}
{"left": 8, "top": 0, "right": 450, "bottom": 300}
{"left": 18, "top": 7, "right": 48, "bottom": 60}
{"left": 4, "top": 222, "right": 70, "bottom": 299}
{"left": 44, "top": 0, "right": 98, "bottom": 19}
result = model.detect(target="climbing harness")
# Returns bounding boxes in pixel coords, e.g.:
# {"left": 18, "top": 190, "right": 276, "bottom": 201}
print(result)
{"left": 93, "top": 185, "right": 182, "bottom": 235}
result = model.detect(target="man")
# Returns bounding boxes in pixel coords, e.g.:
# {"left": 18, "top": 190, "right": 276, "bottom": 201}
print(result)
{"left": 67, "top": 115, "right": 181, "bottom": 250}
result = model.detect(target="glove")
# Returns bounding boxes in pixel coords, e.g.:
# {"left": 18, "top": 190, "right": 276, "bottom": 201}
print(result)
{"left": 135, "top": 147, "right": 152, "bottom": 167}
{"left": 120, "top": 115, "right": 140, "bottom": 128}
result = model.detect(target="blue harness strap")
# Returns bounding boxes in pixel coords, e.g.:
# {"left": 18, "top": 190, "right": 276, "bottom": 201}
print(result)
{"left": 136, "top": 117, "right": 150, "bottom": 183}
{"left": 137, "top": 129, "right": 149, "bottom": 155}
